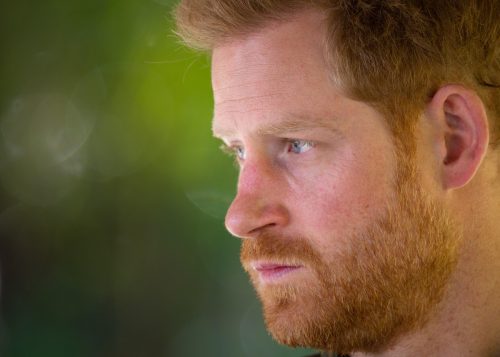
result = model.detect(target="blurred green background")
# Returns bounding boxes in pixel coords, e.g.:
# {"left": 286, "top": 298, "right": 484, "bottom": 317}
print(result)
{"left": 0, "top": 0, "right": 314, "bottom": 356}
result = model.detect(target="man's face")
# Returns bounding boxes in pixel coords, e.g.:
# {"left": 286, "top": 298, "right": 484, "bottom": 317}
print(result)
{"left": 211, "top": 10, "right": 460, "bottom": 354}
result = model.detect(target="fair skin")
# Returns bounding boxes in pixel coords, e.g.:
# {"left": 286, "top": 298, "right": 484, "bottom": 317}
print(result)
{"left": 211, "top": 9, "right": 500, "bottom": 357}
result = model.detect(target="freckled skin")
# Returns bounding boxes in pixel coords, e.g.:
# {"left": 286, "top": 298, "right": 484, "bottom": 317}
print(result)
{"left": 209, "top": 8, "right": 500, "bottom": 357}
{"left": 212, "top": 11, "right": 396, "bottom": 254}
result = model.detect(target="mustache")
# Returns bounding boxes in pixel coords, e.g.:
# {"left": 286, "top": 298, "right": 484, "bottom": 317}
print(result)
{"left": 240, "top": 233, "right": 322, "bottom": 269}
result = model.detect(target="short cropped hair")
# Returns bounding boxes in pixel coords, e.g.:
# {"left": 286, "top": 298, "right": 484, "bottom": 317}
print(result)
{"left": 174, "top": 0, "right": 500, "bottom": 147}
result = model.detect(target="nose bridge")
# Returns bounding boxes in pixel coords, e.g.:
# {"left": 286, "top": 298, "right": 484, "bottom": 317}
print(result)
{"left": 236, "top": 150, "right": 286, "bottom": 203}
{"left": 237, "top": 157, "right": 271, "bottom": 194}
{"left": 225, "top": 156, "right": 289, "bottom": 238}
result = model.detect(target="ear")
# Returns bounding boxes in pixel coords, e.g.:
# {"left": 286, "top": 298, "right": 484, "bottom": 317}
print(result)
{"left": 426, "top": 84, "right": 489, "bottom": 190}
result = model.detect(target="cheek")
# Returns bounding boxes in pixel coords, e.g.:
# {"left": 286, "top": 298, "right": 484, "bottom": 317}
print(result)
{"left": 290, "top": 144, "right": 394, "bottom": 244}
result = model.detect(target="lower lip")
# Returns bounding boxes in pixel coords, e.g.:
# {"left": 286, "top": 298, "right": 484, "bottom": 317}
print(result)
{"left": 255, "top": 266, "right": 302, "bottom": 282}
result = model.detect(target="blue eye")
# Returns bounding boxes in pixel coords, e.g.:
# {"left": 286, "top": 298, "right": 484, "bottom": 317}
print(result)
{"left": 235, "top": 146, "right": 246, "bottom": 160}
{"left": 287, "top": 140, "right": 314, "bottom": 154}
{"left": 219, "top": 143, "right": 246, "bottom": 162}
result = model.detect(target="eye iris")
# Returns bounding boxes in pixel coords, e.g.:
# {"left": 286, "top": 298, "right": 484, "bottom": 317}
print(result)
{"left": 236, "top": 147, "right": 245, "bottom": 159}
{"left": 290, "top": 140, "right": 310, "bottom": 153}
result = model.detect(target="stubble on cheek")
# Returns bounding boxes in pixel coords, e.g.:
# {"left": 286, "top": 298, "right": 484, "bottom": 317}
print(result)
{"left": 238, "top": 182, "right": 461, "bottom": 354}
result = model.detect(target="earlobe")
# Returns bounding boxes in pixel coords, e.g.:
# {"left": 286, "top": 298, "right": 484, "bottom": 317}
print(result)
{"left": 427, "top": 85, "right": 489, "bottom": 190}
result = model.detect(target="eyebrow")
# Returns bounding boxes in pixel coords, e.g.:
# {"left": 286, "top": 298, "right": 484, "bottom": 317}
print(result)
{"left": 212, "top": 114, "right": 340, "bottom": 140}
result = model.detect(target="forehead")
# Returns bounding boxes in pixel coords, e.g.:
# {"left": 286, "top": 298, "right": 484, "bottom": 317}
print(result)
{"left": 211, "top": 10, "right": 340, "bottom": 138}
{"left": 211, "top": 9, "right": 329, "bottom": 92}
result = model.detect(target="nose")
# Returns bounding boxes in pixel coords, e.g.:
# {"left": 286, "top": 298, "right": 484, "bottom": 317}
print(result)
{"left": 225, "top": 160, "right": 290, "bottom": 239}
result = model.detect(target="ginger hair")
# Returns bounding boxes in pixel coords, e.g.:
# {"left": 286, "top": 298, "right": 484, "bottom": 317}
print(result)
{"left": 174, "top": 0, "right": 500, "bottom": 147}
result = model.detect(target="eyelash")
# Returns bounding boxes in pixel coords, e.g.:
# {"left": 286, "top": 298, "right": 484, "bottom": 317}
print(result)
{"left": 220, "top": 144, "right": 245, "bottom": 164}
{"left": 219, "top": 139, "right": 315, "bottom": 164}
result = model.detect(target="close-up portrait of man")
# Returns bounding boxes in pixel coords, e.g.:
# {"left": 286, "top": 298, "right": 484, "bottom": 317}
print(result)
{"left": 174, "top": 1, "right": 500, "bottom": 356}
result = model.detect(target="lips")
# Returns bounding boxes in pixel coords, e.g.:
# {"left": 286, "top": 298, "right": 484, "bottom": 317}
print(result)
{"left": 252, "top": 262, "right": 303, "bottom": 282}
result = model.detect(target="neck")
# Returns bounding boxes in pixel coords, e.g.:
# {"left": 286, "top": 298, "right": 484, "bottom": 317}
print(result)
{"left": 352, "top": 178, "right": 500, "bottom": 357}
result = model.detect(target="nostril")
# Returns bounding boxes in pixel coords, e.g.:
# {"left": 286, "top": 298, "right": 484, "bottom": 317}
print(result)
{"left": 225, "top": 199, "right": 289, "bottom": 238}
{"left": 249, "top": 222, "right": 276, "bottom": 235}
{"left": 224, "top": 180, "right": 290, "bottom": 238}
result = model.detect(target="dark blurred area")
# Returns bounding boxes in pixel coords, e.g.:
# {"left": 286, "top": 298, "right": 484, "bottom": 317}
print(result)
{"left": 0, "top": 0, "right": 313, "bottom": 356}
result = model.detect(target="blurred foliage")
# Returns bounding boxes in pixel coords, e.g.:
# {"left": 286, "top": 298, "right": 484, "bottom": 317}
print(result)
{"left": 0, "top": 0, "right": 314, "bottom": 356}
